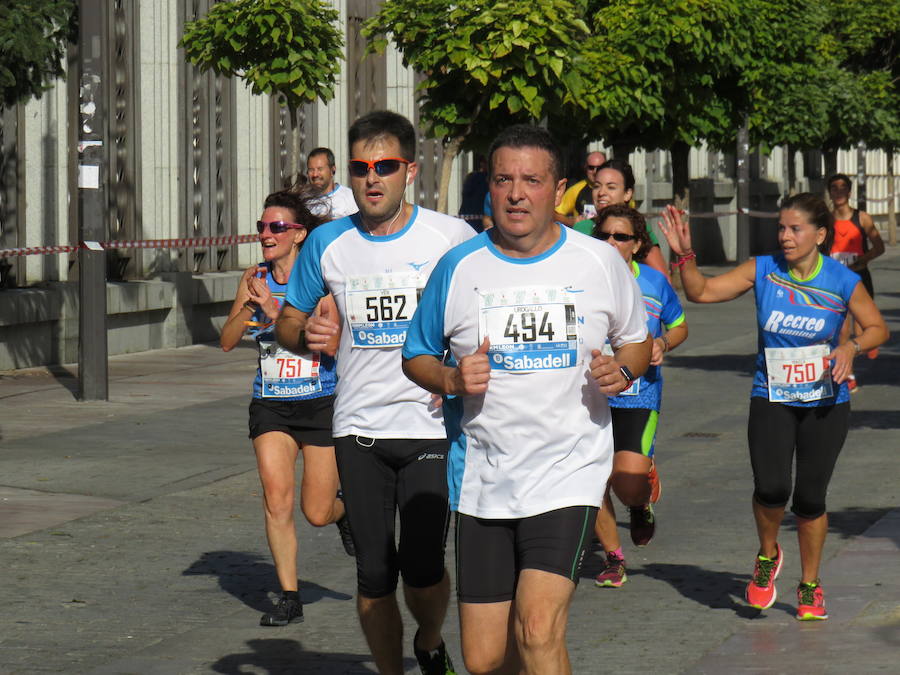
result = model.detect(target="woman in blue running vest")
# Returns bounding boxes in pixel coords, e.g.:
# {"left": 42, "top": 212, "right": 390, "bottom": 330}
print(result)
{"left": 659, "top": 193, "right": 888, "bottom": 622}
{"left": 591, "top": 205, "right": 688, "bottom": 588}
{"left": 221, "top": 188, "right": 351, "bottom": 627}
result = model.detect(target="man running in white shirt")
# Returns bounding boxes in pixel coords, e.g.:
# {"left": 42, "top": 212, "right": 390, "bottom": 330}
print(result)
{"left": 306, "top": 147, "right": 358, "bottom": 220}
{"left": 277, "top": 111, "right": 473, "bottom": 675}
{"left": 403, "top": 125, "right": 651, "bottom": 675}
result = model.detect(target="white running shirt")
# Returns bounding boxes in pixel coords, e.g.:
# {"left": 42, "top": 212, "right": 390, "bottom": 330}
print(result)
{"left": 404, "top": 226, "right": 648, "bottom": 518}
{"left": 287, "top": 206, "right": 475, "bottom": 438}
{"left": 311, "top": 184, "right": 358, "bottom": 221}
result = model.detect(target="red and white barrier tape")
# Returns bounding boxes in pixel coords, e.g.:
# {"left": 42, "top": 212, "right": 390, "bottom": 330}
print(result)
{"left": 0, "top": 233, "right": 258, "bottom": 259}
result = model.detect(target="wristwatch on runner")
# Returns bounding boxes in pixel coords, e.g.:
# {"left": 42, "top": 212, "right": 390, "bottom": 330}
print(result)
{"left": 619, "top": 365, "right": 635, "bottom": 385}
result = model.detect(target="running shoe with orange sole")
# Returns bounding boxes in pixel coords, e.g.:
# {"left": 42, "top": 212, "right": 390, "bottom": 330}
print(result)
{"left": 796, "top": 580, "right": 828, "bottom": 621}
{"left": 745, "top": 543, "right": 783, "bottom": 610}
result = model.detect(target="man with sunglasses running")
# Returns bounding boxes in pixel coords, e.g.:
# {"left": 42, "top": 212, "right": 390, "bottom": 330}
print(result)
{"left": 276, "top": 110, "right": 473, "bottom": 675}
{"left": 554, "top": 150, "right": 607, "bottom": 226}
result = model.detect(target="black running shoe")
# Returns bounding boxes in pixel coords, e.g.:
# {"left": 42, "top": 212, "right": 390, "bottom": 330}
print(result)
{"left": 260, "top": 592, "right": 304, "bottom": 627}
{"left": 335, "top": 490, "right": 356, "bottom": 557}
{"left": 629, "top": 503, "right": 656, "bottom": 547}
{"left": 413, "top": 629, "right": 456, "bottom": 675}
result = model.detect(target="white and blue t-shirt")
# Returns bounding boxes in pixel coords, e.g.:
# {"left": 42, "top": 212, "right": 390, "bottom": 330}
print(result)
{"left": 609, "top": 261, "right": 685, "bottom": 412}
{"left": 286, "top": 206, "right": 475, "bottom": 438}
{"left": 250, "top": 261, "right": 336, "bottom": 400}
{"left": 311, "top": 183, "right": 358, "bottom": 221}
{"left": 403, "top": 226, "right": 648, "bottom": 519}
{"left": 752, "top": 253, "right": 859, "bottom": 407}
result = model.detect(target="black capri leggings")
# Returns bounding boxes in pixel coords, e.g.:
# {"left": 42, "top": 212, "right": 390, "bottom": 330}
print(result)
{"left": 747, "top": 397, "right": 850, "bottom": 519}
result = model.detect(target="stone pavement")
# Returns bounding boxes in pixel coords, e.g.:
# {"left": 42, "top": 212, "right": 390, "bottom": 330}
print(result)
{"left": 1, "top": 249, "right": 898, "bottom": 674}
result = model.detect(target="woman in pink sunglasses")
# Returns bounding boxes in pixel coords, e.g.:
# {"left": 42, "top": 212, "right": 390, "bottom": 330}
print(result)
{"left": 220, "top": 187, "right": 353, "bottom": 627}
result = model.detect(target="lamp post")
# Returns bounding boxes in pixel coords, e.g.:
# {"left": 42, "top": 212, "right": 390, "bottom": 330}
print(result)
{"left": 77, "top": 0, "right": 108, "bottom": 401}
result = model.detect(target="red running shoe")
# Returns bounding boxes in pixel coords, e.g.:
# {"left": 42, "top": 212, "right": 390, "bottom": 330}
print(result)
{"left": 796, "top": 580, "right": 828, "bottom": 621}
{"left": 595, "top": 552, "right": 627, "bottom": 588}
{"left": 745, "top": 543, "right": 783, "bottom": 610}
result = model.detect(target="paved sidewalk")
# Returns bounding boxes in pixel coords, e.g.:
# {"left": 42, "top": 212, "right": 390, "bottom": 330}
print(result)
{"left": 1, "top": 249, "right": 898, "bottom": 673}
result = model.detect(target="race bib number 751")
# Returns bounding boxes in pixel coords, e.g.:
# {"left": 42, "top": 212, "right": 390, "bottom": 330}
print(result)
{"left": 478, "top": 285, "right": 579, "bottom": 372}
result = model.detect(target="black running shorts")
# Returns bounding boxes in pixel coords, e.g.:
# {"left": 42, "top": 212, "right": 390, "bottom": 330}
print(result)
{"left": 455, "top": 505, "right": 598, "bottom": 604}
{"left": 248, "top": 395, "right": 335, "bottom": 448}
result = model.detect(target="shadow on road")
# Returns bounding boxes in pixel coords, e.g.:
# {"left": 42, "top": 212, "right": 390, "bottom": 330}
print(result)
{"left": 778, "top": 506, "right": 894, "bottom": 544}
{"left": 637, "top": 562, "right": 779, "bottom": 618}
{"left": 849, "top": 409, "right": 900, "bottom": 430}
{"left": 211, "top": 638, "right": 383, "bottom": 674}
{"left": 665, "top": 353, "right": 755, "bottom": 375}
{"left": 183, "top": 550, "right": 352, "bottom": 612}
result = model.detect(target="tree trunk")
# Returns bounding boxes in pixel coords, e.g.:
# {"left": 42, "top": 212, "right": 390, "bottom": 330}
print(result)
{"left": 823, "top": 147, "right": 838, "bottom": 181}
{"left": 670, "top": 141, "right": 690, "bottom": 209}
{"left": 786, "top": 143, "right": 797, "bottom": 196}
{"left": 888, "top": 148, "right": 897, "bottom": 246}
{"left": 289, "top": 105, "right": 304, "bottom": 187}
{"left": 436, "top": 136, "right": 463, "bottom": 215}
{"left": 736, "top": 122, "right": 750, "bottom": 262}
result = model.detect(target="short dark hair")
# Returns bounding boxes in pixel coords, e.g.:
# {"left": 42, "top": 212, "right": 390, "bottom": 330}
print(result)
{"left": 308, "top": 147, "right": 336, "bottom": 168}
{"left": 827, "top": 173, "right": 852, "bottom": 190}
{"left": 592, "top": 204, "right": 652, "bottom": 260}
{"left": 487, "top": 125, "right": 563, "bottom": 182}
{"left": 597, "top": 158, "right": 635, "bottom": 192}
{"left": 264, "top": 186, "right": 328, "bottom": 236}
{"left": 780, "top": 192, "right": 834, "bottom": 255}
{"left": 348, "top": 111, "right": 416, "bottom": 161}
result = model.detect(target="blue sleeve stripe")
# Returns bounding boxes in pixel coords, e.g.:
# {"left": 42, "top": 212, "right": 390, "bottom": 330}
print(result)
{"left": 403, "top": 234, "right": 487, "bottom": 360}
{"left": 285, "top": 220, "right": 353, "bottom": 313}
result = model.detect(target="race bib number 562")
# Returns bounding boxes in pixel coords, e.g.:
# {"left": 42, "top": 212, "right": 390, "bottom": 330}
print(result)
{"left": 478, "top": 285, "right": 579, "bottom": 372}
{"left": 346, "top": 272, "right": 420, "bottom": 348}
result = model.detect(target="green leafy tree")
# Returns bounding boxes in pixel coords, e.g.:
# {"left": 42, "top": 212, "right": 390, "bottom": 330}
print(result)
{"left": 817, "top": 0, "right": 899, "bottom": 166}
{"left": 364, "top": 0, "right": 593, "bottom": 213}
{"left": 581, "top": 0, "right": 773, "bottom": 201}
{"left": 746, "top": 0, "right": 899, "bottom": 159}
{"left": 180, "top": 0, "right": 343, "bottom": 175}
{"left": 0, "top": 0, "right": 76, "bottom": 109}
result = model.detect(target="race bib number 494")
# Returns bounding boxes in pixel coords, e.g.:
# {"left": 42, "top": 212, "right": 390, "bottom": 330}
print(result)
{"left": 765, "top": 344, "right": 833, "bottom": 403}
{"left": 478, "top": 286, "right": 579, "bottom": 372}
{"left": 346, "top": 272, "right": 420, "bottom": 348}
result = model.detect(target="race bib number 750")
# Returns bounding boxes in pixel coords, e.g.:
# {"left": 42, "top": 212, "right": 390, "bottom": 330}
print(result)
{"left": 765, "top": 344, "right": 833, "bottom": 403}
{"left": 478, "top": 285, "right": 579, "bottom": 372}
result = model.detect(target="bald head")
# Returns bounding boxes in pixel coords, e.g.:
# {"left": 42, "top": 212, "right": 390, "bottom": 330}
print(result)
{"left": 585, "top": 151, "right": 608, "bottom": 186}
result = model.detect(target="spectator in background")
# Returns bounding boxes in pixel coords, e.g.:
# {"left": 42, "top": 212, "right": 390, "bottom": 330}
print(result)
{"left": 306, "top": 147, "right": 359, "bottom": 221}
{"left": 460, "top": 154, "right": 489, "bottom": 232}
{"left": 554, "top": 150, "right": 607, "bottom": 226}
